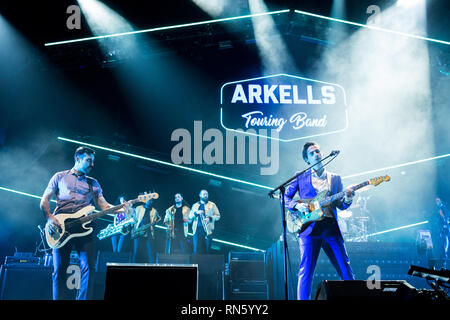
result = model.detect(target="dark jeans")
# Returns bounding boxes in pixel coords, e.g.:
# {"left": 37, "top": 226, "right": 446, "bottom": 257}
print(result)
{"left": 193, "top": 226, "right": 211, "bottom": 254}
{"left": 111, "top": 234, "right": 126, "bottom": 253}
{"left": 297, "top": 218, "right": 354, "bottom": 300}
{"left": 132, "top": 236, "right": 156, "bottom": 263}
{"left": 52, "top": 235, "right": 96, "bottom": 300}
{"left": 165, "top": 230, "right": 188, "bottom": 254}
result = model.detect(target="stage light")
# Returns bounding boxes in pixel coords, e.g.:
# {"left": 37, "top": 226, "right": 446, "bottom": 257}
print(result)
{"left": 45, "top": 9, "right": 290, "bottom": 47}
{"left": 342, "top": 153, "right": 450, "bottom": 180}
{"left": 367, "top": 220, "right": 429, "bottom": 237}
{"left": 0, "top": 187, "right": 111, "bottom": 222}
{"left": 248, "top": 0, "right": 296, "bottom": 75}
{"left": 0, "top": 186, "right": 264, "bottom": 251}
{"left": 154, "top": 225, "right": 265, "bottom": 252}
{"left": 57, "top": 136, "right": 273, "bottom": 190}
{"left": 397, "top": 0, "right": 422, "bottom": 8}
{"left": 294, "top": 10, "right": 450, "bottom": 46}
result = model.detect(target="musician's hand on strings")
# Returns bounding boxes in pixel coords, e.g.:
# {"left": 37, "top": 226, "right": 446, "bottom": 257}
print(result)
{"left": 47, "top": 215, "right": 61, "bottom": 233}
{"left": 344, "top": 188, "right": 355, "bottom": 203}
{"left": 294, "top": 203, "right": 309, "bottom": 215}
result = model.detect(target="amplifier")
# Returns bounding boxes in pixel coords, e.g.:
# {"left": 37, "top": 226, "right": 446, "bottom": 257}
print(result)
{"left": 4, "top": 252, "right": 40, "bottom": 265}
{"left": 228, "top": 251, "right": 266, "bottom": 281}
{"left": 229, "top": 251, "right": 265, "bottom": 262}
{"left": 226, "top": 280, "right": 269, "bottom": 300}
{"left": 0, "top": 264, "right": 52, "bottom": 300}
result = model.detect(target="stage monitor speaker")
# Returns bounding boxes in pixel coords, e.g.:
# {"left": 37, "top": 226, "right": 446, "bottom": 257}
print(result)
{"left": 95, "top": 251, "right": 132, "bottom": 273}
{"left": 104, "top": 263, "right": 198, "bottom": 300}
{"left": 156, "top": 253, "right": 190, "bottom": 264}
{"left": 190, "top": 254, "right": 224, "bottom": 275}
{"left": 314, "top": 280, "right": 418, "bottom": 301}
{"left": 0, "top": 264, "right": 52, "bottom": 300}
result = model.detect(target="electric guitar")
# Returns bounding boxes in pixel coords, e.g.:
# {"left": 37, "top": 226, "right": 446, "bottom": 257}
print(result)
{"left": 286, "top": 175, "right": 390, "bottom": 233}
{"left": 45, "top": 192, "right": 159, "bottom": 249}
{"left": 130, "top": 223, "right": 153, "bottom": 239}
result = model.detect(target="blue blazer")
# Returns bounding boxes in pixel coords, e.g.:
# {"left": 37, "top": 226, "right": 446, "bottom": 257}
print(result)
{"left": 284, "top": 169, "right": 351, "bottom": 237}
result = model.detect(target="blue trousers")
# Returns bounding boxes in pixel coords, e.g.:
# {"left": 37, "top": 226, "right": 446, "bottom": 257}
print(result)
{"left": 297, "top": 218, "right": 354, "bottom": 300}
{"left": 52, "top": 235, "right": 96, "bottom": 300}
{"left": 193, "top": 227, "right": 211, "bottom": 254}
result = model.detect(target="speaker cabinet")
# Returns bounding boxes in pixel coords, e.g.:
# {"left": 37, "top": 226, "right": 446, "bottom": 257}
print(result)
{"left": 226, "top": 281, "right": 269, "bottom": 300}
{"left": 95, "top": 251, "right": 132, "bottom": 273}
{"left": 156, "top": 253, "right": 190, "bottom": 264}
{"left": 314, "top": 280, "right": 418, "bottom": 301}
{"left": 0, "top": 264, "right": 52, "bottom": 300}
{"left": 104, "top": 263, "right": 198, "bottom": 300}
{"left": 190, "top": 255, "right": 225, "bottom": 300}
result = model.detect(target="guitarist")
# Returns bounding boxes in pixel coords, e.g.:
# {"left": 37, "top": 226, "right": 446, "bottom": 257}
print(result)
{"left": 131, "top": 197, "right": 161, "bottom": 263}
{"left": 189, "top": 189, "right": 220, "bottom": 254}
{"left": 284, "top": 142, "right": 355, "bottom": 300}
{"left": 39, "top": 146, "right": 131, "bottom": 300}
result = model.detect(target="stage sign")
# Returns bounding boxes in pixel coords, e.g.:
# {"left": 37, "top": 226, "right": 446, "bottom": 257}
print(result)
{"left": 220, "top": 74, "right": 348, "bottom": 142}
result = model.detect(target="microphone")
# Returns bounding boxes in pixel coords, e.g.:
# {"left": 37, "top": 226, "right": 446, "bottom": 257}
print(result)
{"left": 330, "top": 150, "right": 340, "bottom": 156}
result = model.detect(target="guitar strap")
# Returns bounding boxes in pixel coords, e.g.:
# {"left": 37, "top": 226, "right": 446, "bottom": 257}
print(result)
{"left": 86, "top": 176, "right": 99, "bottom": 209}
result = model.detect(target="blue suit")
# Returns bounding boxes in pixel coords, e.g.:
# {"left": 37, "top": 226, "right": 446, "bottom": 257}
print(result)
{"left": 284, "top": 169, "right": 355, "bottom": 300}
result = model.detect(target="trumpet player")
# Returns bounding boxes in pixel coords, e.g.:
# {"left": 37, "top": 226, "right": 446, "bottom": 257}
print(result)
{"left": 189, "top": 190, "right": 220, "bottom": 254}
{"left": 164, "top": 193, "right": 190, "bottom": 254}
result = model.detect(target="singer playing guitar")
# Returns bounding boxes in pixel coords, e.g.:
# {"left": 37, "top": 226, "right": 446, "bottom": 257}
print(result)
{"left": 40, "top": 146, "right": 132, "bottom": 300}
{"left": 284, "top": 142, "right": 355, "bottom": 300}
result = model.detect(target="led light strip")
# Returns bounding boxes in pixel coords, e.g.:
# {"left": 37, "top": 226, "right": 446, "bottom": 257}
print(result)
{"left": 342, "top": 153, "right": 450, "bottom": 180}
{"left": 57, "top": 136, "right": 273, "bottom": 190}
{"left": 0, "top": 186, "right": 264, "bottom": 251}
{"left": 294, "top": 10, "right": 450, "bottom": 46}
{"left": 154, "top": 225, "right": 265, "bottom": 252}
{"left": 366, "top": 220, "right": 428, "bottom": 237}
{"left": 0, "top": 186, "right": 111, "bottom": 222}
{"left": 44, "top": 9, "right": 290, "bottom": 46}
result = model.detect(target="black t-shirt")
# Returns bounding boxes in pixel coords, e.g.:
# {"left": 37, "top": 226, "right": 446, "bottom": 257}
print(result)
{"left": 197, "top": 203, "right": 205, "bottom": 227}
{"left": 173, "top": 206, "right": 184, "bottom": 232}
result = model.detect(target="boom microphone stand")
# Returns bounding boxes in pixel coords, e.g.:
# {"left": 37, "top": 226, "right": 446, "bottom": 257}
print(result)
{"left": 268, "top": 150, "right": 339, "bottom": 300}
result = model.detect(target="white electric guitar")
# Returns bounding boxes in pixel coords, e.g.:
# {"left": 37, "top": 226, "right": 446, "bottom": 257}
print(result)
{"left": 45, "top": 192, "right": 158, "bottom": 249}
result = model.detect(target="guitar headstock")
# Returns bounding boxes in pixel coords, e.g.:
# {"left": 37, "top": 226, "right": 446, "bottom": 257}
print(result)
{"left": 369, "top": 175, "right": 391, "bottom": 186}
{"left": 138, "top": 192, "right": 159, "bottom": 203}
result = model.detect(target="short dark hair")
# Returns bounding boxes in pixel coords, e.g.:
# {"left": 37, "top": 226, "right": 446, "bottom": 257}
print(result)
{"left": 74, "top": 146, "right": 95, "bottom": 161}
{"left": 302, "top": 142, "right": 318, "bottom": 162}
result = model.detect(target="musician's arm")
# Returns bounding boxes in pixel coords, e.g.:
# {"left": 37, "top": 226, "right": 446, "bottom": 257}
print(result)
{"left": 188, "top": 205, "right": 197, "bottom": 222}
{"left": 336, "top": 176, "right": 352, "bottom": 210}
{"left": 40, "top": 188, "right": 55, "bottom": 220}
{"left": 164, "top": 209, "right": 172, "bottom": 225}
{"left": 40, "top": 174, "right": 61, "bottom": 229}
{"left": 284, "top": 175, "right": 299, "bottom": 211}
{"left": 209, "top": 203, "right": 220, "bottom": 222}
{"left": 96, "top": 195, "right": 114, "bottom": 211}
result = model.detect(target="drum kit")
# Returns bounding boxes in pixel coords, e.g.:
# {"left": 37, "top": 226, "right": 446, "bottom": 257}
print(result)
{"left": 337, "top": 194, "right": 373, "bottom": 242}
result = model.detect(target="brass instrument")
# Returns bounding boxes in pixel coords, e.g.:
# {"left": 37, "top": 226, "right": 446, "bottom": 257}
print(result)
{"left": 198, "top": 209, "right": 212, "bottom": 236}
{"left": 97, "top": 218, "right": 135, "bottom": 240}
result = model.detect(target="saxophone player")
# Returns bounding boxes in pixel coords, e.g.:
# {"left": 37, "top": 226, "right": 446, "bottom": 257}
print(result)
{"left": 189, "top": 190, "right": 220, "bottom": 254}
{"left": 164, "top": 193, "right": 190, "bottom": 254}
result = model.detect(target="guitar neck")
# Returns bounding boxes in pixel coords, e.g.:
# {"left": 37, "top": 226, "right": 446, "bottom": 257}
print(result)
{"left": 320, "top": 181, "right": 369, "bottom": 206}
{"left": 80, "top": 198, "right": 139, "bottom": 224}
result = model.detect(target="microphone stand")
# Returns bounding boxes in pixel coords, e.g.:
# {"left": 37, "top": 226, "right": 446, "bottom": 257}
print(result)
{"left": 268, "top": 151, "right": 338, "bottom": 300}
